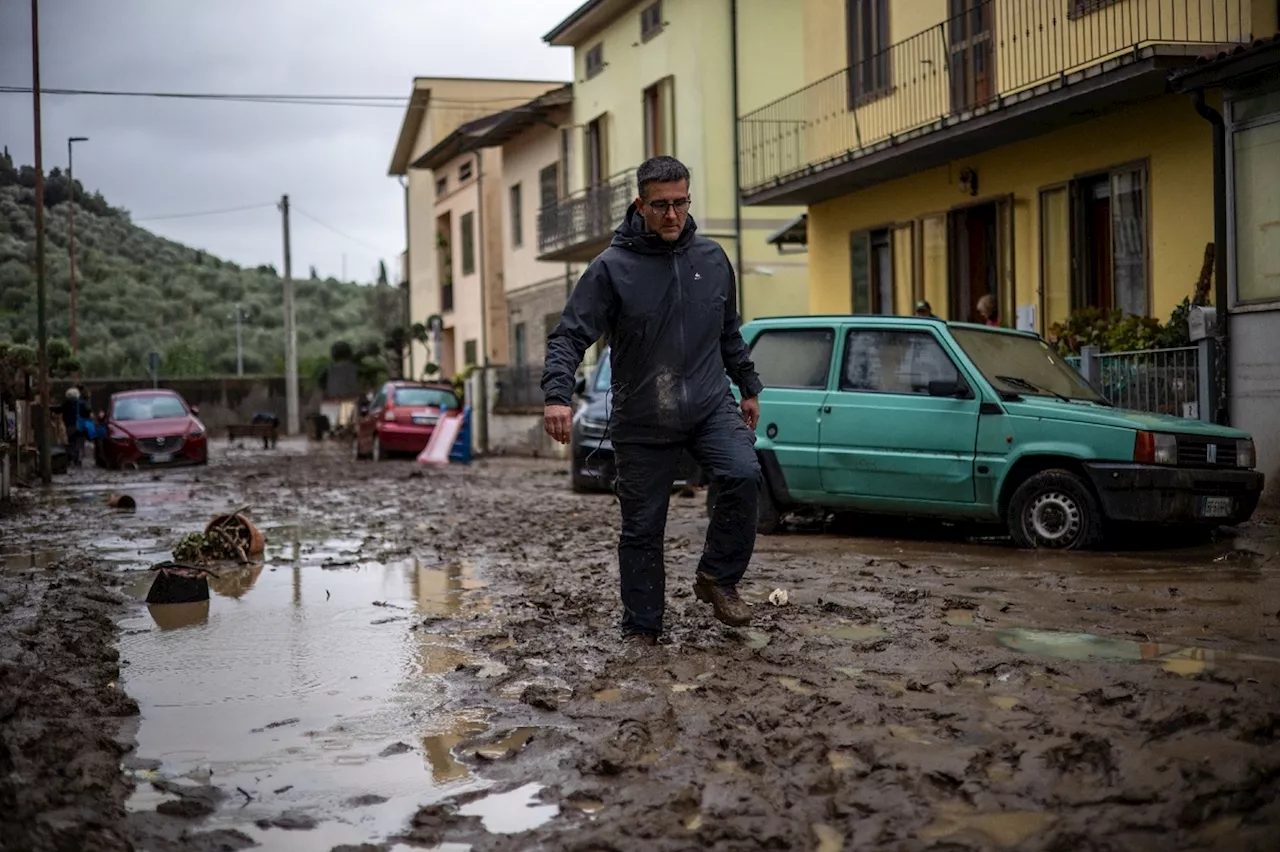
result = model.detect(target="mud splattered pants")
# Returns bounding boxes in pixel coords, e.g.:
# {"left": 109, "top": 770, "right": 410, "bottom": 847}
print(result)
{"left": 613, "top": 401, "right": 761, "bottom": 636}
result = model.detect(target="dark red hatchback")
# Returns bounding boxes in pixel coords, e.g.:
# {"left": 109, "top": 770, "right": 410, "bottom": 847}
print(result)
{"left": 96, "top": 389, "right": 209, "bottom": 469}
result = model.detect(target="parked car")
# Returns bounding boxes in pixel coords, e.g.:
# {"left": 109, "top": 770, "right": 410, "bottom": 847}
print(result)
{"left": 354, "top": 381, "right": 460, "bottom": 461}
{"left": 97, "top": 389, "right": 208, "bottom": 469}
{"left": 716, "top": 315, "right": 1262, "bottom": 549}
{"left": 570, "top": 347, "right": 701, "bottom": 493}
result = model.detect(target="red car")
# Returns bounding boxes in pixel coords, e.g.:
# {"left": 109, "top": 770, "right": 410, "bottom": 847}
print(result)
{"left": 96, "top": 389, "right": 209, "bottom": 469}
{"left": 354, "top": 381, "right": 459, "bottom": 461}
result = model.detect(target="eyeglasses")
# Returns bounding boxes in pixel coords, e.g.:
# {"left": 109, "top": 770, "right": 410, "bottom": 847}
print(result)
{"left": 645, "top": 197, "right": 690, "bottom": 215}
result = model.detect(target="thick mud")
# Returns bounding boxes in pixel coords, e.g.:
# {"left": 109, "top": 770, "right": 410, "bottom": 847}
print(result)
{"left": 2, "top": 443, "right": 1279, "bottom": 851}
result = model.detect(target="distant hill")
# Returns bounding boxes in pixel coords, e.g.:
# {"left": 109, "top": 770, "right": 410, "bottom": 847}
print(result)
{"left": 0, "top": 148, "right": 400, "bottom": 382}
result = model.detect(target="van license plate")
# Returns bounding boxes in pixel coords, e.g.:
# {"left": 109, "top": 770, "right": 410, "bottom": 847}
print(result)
{"left": 150, "top": 453, "right": 173, "bottom": 464}
{"left": 1201, "top": 496, "right": 1233, "bottom": 518}
{"left": 412, "top": 415, "right": 434, "bottom": 425}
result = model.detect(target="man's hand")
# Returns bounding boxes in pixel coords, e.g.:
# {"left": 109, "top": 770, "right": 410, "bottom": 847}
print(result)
{"left": 740, "top": 396, "right": 760, "bottom": 431}
{"left": 544, "top": 404, "right": 574, "bottom": 445}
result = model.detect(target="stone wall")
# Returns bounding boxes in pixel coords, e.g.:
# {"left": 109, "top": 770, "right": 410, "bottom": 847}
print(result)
{"left": 54, "top": 377, "right": 324, "bottom": 434}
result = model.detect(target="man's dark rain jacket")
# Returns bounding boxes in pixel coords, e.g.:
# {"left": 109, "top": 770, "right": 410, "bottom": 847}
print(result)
{"left": 542, "top": 204, "right": 764, "bottom": 444}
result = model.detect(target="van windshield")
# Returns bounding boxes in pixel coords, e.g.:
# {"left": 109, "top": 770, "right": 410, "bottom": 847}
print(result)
{"left": 950, "top": 328, "right": 1106, "bottom": 403}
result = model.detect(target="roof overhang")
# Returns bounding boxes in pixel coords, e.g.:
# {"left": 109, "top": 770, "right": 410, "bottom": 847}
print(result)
{"left": 543, "top": 0, "right": 637, "bottom": 46}
{"left": 409, "top": 85, "right": 573, "bottom": 171}
{"left": 765, "top": 214, "right": 808, "bottom": 249}
{"left": 388, "top": 84, "right": 432, "bottom": 176}
{"left": 1170, "top": 34, "right": 1280, "bottom": 91}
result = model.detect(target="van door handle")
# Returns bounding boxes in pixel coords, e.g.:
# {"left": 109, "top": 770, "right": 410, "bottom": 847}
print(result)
{"left": 822, "top": 406, "right": 832, "bottom": 414}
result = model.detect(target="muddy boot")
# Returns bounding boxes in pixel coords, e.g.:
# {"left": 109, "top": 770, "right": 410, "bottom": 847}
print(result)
{"left": 619, "top": 633, "right": 659, "bottom": 662}
{"left": 693, "top": 574, "right": 751, "bottom": 627}
{"left": 622, "top": 634, "right": 658, "bottom": 647}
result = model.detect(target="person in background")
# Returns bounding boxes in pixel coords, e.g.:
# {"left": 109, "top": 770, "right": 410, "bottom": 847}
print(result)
{"left": 977, "top": 293, "right": 1000, "bottom": 327}
{"left": 914, "top": 300, "right": 937, "bottom": 319}
{"left": 60, "top": 387, "right": 84, "bottom": 466}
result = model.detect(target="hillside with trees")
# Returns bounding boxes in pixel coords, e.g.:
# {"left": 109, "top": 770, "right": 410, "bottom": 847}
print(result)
{"left": 0, "top": 148, "right": 405, "bottom": 383}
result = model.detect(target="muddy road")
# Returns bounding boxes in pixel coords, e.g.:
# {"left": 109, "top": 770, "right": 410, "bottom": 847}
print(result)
{"left": 2, "top": 441, "right": 1280, "bottom": 851}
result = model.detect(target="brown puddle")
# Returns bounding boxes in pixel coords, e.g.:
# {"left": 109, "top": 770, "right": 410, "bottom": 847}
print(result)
{"left": 118, "top": 555, "right": 500, "bottom": 846}
{"left": 467, "top": 726, "right": 538, "bottom": 761}
{"left": 919, "top": 803, "right": 1056, "bottom": 847}
{"left": 991, "top": 627, "right": 1280, "bottom": 675}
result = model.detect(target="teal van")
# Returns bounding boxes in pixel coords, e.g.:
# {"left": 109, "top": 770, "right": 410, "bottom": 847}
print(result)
{"left": 734, "top": 316, "right": 1263, "bottom": 549}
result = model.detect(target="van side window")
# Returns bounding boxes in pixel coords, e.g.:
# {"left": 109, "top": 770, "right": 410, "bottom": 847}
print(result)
{"left": 841, "top": 329, "right": 959, "bottom": 395}
{"left": 748, "top": 329, "right": 835, "bottom": 389}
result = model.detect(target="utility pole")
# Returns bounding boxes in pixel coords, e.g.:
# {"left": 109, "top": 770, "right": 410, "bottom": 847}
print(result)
{"left": 279, "top": 195, "right": 299, "bottom": 435}
{"left": 31, "top": 0, "right": 51, "bottom": 485}
{"left": 67, "top": 135, "right": 88, "bottom": 354}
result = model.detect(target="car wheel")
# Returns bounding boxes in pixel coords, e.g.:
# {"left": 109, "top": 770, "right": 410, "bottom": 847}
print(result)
{"left": 372, "top": 435, "right": 384, "bottom": 462}
{"left": 1007, "top": 469, "right": 1103, "bottom": 550}
{"left": 757, "top": 478, "right": 781, "bottom": 536}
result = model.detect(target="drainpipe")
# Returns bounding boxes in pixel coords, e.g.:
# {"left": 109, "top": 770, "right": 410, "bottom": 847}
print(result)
{"left": 474, "top": 150, "right": 491, "bottom": 454}
{"left": 398, "top": 175, "right": 413, "bottom": 380}
{"left": 730, "top": 0, "right": 746, "bottom": 318}
{"left": 1192, "top": 90, "right": 1230, "bottom": 426}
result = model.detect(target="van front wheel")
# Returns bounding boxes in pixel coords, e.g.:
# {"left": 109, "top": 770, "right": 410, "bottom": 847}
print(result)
{"left": 1007, "top": 469, "right": 1103, "bottom": 550}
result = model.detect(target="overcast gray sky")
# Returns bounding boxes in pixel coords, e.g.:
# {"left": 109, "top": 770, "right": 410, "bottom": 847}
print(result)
{"left": 1, "top": 0, "right": 579, "bottom": 282}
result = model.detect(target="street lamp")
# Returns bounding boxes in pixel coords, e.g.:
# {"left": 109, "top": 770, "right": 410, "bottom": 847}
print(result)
{"left": 67, "top": 135, "right": 88, "bottom": 354}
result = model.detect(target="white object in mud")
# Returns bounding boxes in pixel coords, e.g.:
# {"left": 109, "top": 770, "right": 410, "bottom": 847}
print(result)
{"left": 768, "top": 588, "right": 789, "bottom": 607}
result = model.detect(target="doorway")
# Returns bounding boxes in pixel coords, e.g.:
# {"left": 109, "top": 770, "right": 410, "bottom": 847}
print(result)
{"left": 1077, "top": 174, "right": 1113, "bottom": 311}
{"left": 948, "top": 202, "right": 998, "bottom": 323}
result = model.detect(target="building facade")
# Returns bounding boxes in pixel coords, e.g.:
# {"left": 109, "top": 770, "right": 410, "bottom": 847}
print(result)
{"left": 1174, "top": 36, "right": 1280, "bottom": 498}
{"left": 388, "top": 77, "right": 566, "bottom": 378}
{"left": 740, "top": 0, "right": 1273, "bottom": 335}
{"left": 489, "top": 90, "right": 584, "bottom": 370}
{"left": 536, "top": 0, "right": 811, "bottom": 323}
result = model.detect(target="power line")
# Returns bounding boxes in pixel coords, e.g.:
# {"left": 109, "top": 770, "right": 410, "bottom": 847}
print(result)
{"left": 0, "top": 85, "right": 553, "bottom": 110}
{"left": 133, "top": 202, "right": 277, "bottom": 222}
{"left": 293, "top": 206, "right": 388, "bottom": 255}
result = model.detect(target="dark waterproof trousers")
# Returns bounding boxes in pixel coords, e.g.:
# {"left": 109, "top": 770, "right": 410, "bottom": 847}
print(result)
{"left": 613, "top": 399, "right": 761, "bottom": 636}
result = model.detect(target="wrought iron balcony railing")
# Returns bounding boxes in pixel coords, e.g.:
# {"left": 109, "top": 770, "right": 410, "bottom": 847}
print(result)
{"left": 537, "top": 169, "right": 636, "bottom": 258}
{"left": 739, "top": 0, "right": 1251, "bottom": 197}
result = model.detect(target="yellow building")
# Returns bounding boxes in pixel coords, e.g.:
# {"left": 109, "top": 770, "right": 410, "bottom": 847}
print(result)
{"left": 388, "top": 77, "right": 566, "bottom": 378}
{"left": 741, "top": 0, "right": 1275, "bottom": 333}
{"left": 537, "top": 0, "right": 810, "bottom": 322}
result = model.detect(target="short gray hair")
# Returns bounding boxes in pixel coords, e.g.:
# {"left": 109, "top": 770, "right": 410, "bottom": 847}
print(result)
{"left": 637, "top": 156, "right": 690, "bottom": 199}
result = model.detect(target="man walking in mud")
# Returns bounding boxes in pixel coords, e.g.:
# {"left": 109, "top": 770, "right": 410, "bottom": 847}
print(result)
{"left": 542, "top": 156, "right": 764, "bottom": 647}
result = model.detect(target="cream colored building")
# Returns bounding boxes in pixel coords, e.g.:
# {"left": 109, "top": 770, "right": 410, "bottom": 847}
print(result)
{"left": 537, "top": 0, "right": 810, "bottom": 322}
{"left": 388, "top": 77, "right": 566, "bottom": 378}
{"left": 442, "top": 87, "right": 584, "bottom": 371}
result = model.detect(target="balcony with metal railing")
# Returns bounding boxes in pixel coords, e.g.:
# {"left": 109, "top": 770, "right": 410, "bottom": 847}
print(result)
{"left": 739, "top": 0, "right": 1252, "bottom": 205}
{"left": 537, "top": 169, "right": 637, "bottom": 262}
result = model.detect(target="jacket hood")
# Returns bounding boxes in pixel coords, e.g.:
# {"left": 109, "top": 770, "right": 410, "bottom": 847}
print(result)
{"left": 610, "top": 202, "right": 697, "bottom": 253}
